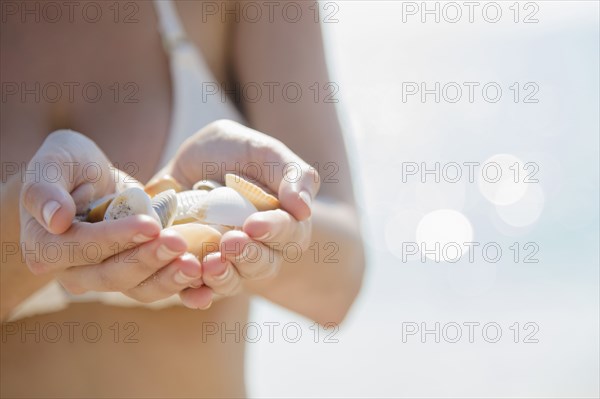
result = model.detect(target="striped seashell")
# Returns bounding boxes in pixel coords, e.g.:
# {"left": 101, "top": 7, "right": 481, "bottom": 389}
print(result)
{"left": 225, "top": 174, "right": 279, "bottom": 212}
{"left": 151, "top": 189, "right": 178, "bottom": 228}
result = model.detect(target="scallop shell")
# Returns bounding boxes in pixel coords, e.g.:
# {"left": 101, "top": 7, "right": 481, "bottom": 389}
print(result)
{"left": 191, "top": 186, "right": 257, "bottom": 228}
{"left": 145, "top": 175, "right": 183, "bottom": 197}
{"left": 151, "top": 189, "right": 178, "bottom": 228}
{"left": 173, "top": 190, "right": 210, "bottom": 225}
{"left": 104, "top": 187, "right": 160, "bottom": 225}
{"left": 192, "top": 180, "right": 222, "bottom": 191}
{"left": 225, "top": 174, "right": 279, "bottom": 211}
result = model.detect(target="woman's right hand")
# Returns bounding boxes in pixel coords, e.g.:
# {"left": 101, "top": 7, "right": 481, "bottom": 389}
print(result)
{"left": 19, "top": 130, "right": 203, "bottom": 303}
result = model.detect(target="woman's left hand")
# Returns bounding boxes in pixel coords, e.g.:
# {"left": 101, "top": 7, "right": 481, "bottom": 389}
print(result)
{"left": 149, "top": 120, "right": 320, "bottom": 309}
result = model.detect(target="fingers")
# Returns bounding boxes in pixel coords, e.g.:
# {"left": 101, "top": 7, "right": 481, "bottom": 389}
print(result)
{"left": 58, "top": 228, "right": 187, "bottom": 293}
{"left": 21, "top": 215, "right": 162, "bottom": 275}
{"left": 278, "top": 162, "right": 320, "bottom": 221}
{"left": 70, "top": 182, "right": 96, "bottom": 214}
{"left": 169, "top": 120, "right": 320, "bottom": 220}
{"left": 220, "top": 230, "right": 282, "bottom": 280}
{"left": 243, "top": 209, "right": 312, "bottom": 250}
{"left": 69, "top": 168, "right": 140, "bottom": 215}
{"left": 124, "top": 252, "right": 202, "bottom": 303}
{"left": 201, "top": 252, "right": 242, "bottom": 296}
{"left": 21, "top": 130, "right": 114, "bottom": 234}
{"left": 201, "top": 209, "right": 310, "bottom": 299}
{"left": 125, "top": 224, "right": 224, "bottom": 303}
{"left": 234, "top": 121, "right": 320, "bottom": 221}
{"left": 21, "top": 180, "right": 76, "bottom": 234}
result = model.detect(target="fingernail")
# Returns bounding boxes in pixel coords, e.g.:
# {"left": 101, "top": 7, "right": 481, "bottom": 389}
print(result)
{"left": 199, "top": 300, "right": 213, "bottom": 310}
{"left": 299, "top": 190, "right": 312, "bottom": 208}
{"left": 132, "top": 233, "right": 154, "bottom": 244}
{"left": 42, "top": 200, "right": 61, "bottom": 227}
{"left": 174, "top": 270, "right": 197, "bottom": 285}
{"left": 157, "top": 244, "right": 181, "bottom": 261}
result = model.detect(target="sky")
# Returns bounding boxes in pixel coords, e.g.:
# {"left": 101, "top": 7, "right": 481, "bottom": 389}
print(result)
{"left": 246, "top": 2, "right": 599, "bottom": 397}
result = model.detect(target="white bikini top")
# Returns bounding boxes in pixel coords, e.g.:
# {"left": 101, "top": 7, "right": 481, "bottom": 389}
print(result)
{"left": 10, "top": 0, "right": 243, "bottom": 320}
{"left": 153, "top": 0, "right": 244, "bottom": 167}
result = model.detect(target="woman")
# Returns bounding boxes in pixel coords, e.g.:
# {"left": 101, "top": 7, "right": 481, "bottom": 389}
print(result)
{"left": 1, "top": 1, "right": 364, "bottom": 397}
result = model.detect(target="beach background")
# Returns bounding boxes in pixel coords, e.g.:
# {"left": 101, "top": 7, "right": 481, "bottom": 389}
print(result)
{"left": 246, "top": 1, "right": 599, "bottom": 397}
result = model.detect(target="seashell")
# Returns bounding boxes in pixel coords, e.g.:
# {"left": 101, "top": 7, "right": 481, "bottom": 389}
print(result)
{"left": 192, "top": 180, "right": 222, "bottom": 191}
{"left": 225, "top": 174, "right": 279, "bottom": 212}
{"left": 173, "top": 190, "right": 210, "bottom": 225}
{"left": 169, "top": 223, "right": 221, "bottom": 259}
{"left": 89, "top": 176, "right": 270, "bottom": 230}
{"left": 145, "top": 175, "right": 183, "bottom": 197}
{"left": 151, "top": 189, "right": 178, "bottom": 228}
{"left": 191, "top": 186, "right": 257, "bottom": 228}
{"left": 86, "top": 194, "right": 116, "bottom": 223}
{"left": 104, "top": 187, "right": 160, "bottom": 225}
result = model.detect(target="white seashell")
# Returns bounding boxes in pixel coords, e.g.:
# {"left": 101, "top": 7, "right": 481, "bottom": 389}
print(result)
{"left": 225, "top": 174, "right": 279, "bottom": 211}
{"left": 173, "top": 190, "right": 210, "bottom": 224}
{"left": 151, "top": 189, "right": 178, "bottom": 228}
{"left": 192, "top": 180, "right": 222, "bottom": 191}
{"left": 191, "top": 186, "right": 257, "bottom": 228}
{"left": 104, "top": 187, "right": 160, "bottom": 225}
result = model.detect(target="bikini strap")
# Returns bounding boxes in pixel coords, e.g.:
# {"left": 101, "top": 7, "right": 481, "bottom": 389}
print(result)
{"left": 153, "top": 0, "right": 189, "bottom": 53}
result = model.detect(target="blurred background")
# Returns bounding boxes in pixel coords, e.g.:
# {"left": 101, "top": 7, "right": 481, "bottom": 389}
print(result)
{"left": 246, "top": 1, "right": 599, "bottom": 397}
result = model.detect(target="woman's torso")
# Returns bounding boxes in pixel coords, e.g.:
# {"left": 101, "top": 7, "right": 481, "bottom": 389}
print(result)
{"left": 1, "top": 1, "right": 233, "bottom": 180}
{"left": 1, "top": 2, "right": 249, "bottom": 397}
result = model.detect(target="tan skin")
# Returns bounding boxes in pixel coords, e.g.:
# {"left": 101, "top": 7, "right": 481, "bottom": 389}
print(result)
{"left": 0, "top": 2, "right": 364, "bottom": 398}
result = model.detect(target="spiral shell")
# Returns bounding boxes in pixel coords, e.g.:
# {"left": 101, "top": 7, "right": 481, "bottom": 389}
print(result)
{"left": 225, "top": 174, "right": 279, "bottom": 212}
{"left": 151, "top": 189, "right": 178, "bottom": 228}
{"left": 191, "top": 186, "right": 257, "bottom": 228}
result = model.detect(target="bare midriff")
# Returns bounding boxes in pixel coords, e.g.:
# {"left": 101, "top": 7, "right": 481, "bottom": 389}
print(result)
{"left": 0, "top": 2, "right": 249, "bottom": 397}
{"left": 1, "top": 297, "right": 250, "bottom": 398}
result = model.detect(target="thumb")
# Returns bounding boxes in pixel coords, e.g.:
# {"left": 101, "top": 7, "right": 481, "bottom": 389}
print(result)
{"left": 278, "top": 163, "right": 321, "bottom": 221}
{"left": 21, "top": 166, "right": 76, "bottom": 235}
{"left": 20, "top": 130, "right": 110, "bottom": 234}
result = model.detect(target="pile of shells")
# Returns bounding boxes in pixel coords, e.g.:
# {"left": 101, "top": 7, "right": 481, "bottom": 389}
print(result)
{"left": 85, "top": 174, "right": 280, "bottom": 230}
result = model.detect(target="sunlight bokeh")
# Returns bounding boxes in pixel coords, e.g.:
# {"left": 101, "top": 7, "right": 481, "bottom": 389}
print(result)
{"left": 247, "top": 2, "right": 599, "bottom": 397}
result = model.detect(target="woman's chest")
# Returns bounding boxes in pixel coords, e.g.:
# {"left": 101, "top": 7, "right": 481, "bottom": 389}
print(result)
{"left": 2, "top": 1, "right": 232, "bottom": 182}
